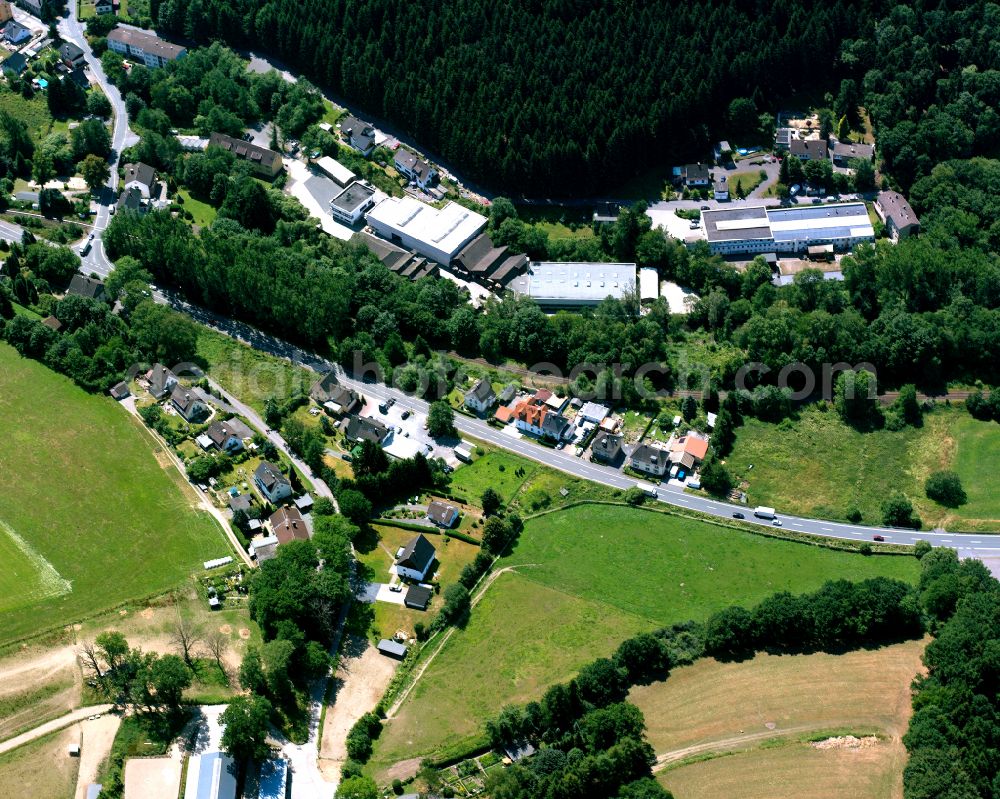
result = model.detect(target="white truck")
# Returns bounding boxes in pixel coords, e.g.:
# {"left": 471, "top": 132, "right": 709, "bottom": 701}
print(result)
{"left": 635, "top": 481, "right": 659, "bottom": 498}
{"left": 753, "top": 506, "right": 776, "bottom": 520}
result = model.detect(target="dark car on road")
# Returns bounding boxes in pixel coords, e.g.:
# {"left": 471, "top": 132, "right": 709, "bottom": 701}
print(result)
{"left": 732, "top": 512, "right": 745, "bottom": 519}
{"left": 873, "top": 534, "right": 885, "bottom": 542}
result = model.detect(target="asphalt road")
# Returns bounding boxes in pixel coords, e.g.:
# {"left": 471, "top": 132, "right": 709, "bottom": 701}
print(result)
{"left": 53, "top": 25, "right": 998, "bottom": 555}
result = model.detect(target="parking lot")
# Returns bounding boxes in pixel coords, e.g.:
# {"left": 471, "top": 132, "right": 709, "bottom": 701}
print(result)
{"left": 358, "top": 396, "right": 462, "bottom": 467}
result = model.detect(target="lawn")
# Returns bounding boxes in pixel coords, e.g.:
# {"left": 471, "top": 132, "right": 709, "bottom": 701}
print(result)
{"left": 505, "top": 505, "right": 919, "bottom": 625}
{"left": 726, "top": 405, "right": 1000, "bottom": 529}
{"left": 370, "top": 505, "right": 919, "bottom": 773}
{"left": 660, "top": 738, "right": 907, "bottom": 799}
{"left": 727, "top": 169, "right": 766, "bottom": 196}
{"left": 195, "top": 328, "right": 314, "bottom": 416}
{"left": 0, "top": 344, "right": 233, "bottom": 645}
{"left": 449, "top": 450, "right": 538, "bottom": 504}
{"left": 0, "top": 727, "right": 78, "bottom": 799}
{"left": 370, "top": 571, "right": 648, "bottom": 776}
{"left": 631, "top": 638, "right": 925, "bottom": 758}
{"left": 176, "top": 188, "right": 218, "bottom": 228}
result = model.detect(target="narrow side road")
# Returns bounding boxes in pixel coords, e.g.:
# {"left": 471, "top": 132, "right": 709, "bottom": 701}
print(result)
{"left": 0, "top": 704, "right": 114, "bottom": 756}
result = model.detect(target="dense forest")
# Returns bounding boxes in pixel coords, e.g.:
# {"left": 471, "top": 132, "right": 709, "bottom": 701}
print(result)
{"left": 141, "top": 0, "right": 887, "bottom": 194}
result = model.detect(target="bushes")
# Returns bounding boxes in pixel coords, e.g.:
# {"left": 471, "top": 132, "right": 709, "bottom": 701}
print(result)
{"left": 345, "top": 712, "right": 382, "bottom": 763}
{"left": 924, "top": 471, "right": 967, "bottom": 507}
{"left": 458, "top": 551, "right": 493, "bottom": 589}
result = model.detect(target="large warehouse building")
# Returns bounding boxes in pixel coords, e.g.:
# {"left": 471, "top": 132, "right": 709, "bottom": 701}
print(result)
{"left": 702, "top": 203, "right": 875, "bottom": 256}
{"left": 365, "top": 197, "right": 487, "bottom": 265}
{"left": 509, "top": 262, "right": 636, "bottom": 309}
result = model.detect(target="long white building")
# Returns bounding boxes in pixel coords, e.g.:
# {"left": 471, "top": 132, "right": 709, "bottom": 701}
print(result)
{"left": 509, "top": 261, "right": 636, "bottom": 309}
{"left": 702, "top": 203, "right": 874, "bottom": 256}
{"left": 365, "top": 197, "right": 487, "bottom": 265}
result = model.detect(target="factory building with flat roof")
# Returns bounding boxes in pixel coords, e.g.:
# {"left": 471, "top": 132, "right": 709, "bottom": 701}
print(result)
{"left": 365, "top": 197, "right": 487, "bottom": 265}
{"left": 701, "top": 203, "right": 874, "bottom": 256}
{"left": 509, "top": 262, "right": 636, "bottom": 309}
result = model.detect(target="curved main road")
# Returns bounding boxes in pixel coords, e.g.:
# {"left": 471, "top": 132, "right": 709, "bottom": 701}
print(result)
{"left": 50, "top": 14, "right": 999, "bottom": 556}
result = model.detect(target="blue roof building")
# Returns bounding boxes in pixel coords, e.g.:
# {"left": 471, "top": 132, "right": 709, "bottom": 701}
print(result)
{"left": 184, "top": 752, "right": 237, "bottom": 799}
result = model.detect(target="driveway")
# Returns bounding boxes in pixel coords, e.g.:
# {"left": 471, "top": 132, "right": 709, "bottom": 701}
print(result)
{"left": 284, "top": 159, "right": 356, "bottom": 241}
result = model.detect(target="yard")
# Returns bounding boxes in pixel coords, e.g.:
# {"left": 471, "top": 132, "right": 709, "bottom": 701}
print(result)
{"left": 0, "top": 727, "right": 79, "bottom": 798}
{"left": 726, "top": 405, "right": 1000, "bottom": 529}
{"left": 0, "top": 344, "right": 233, "bottom": 645}
{"left": 0, "top": 89, "right": 54, "bottom": 141}
{"left": 369, "top": 504, "right": 919, "bottom": 774}
{"left": 175, "top": 188, "right": 217, "bottom": 228}
{"left": 726, "top": 169, "right": 766, "bottom": 197}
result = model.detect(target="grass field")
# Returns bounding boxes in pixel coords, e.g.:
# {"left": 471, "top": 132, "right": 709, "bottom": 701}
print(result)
{"left": 0, "top": 727, "right": 78, "bottom": 798}
{"left": 632, "top": 638, "right": 925, "bottom": 757}
{"left": 0, "top": 344, "right": 232, "bottom": 644}
{"left": 0, "top": 89, "right": 53, "bottom": 140}
{"left": 371, "top": 505, "right": 919, "bottom": 773}
{"left": 727, "top": 169, "right": 766, "bottom": 196}
{"left": 660, "top": 739, "right": 907, "bottom": 799}
{"left": 176, "top": 189, "right": 218, "bottom": 228}
{"left": 195, "top": 328, "right": 314, "bottom": 416}
{"left": 726, "top": 405, "right": 1000, "bottom": 529}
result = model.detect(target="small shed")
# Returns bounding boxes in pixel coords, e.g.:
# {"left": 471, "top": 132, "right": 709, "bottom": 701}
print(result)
{"left": 109, "top": 382, "right": 130, "bottom": 401}
{"left": 204, "top": 556, "right": 233, "bottom": 570}
{"left": 404, "top": 584, "right": 432, "bottom": 611}
{"left": 68, "top": 744, "right": 80, "bottom": 757}
{"left": 208, "top": 596, "right": 221, "bottom": 610}
{"left": 454, "top": 442, "right": 474, "bottom": 462}
{"left": 293, "top": 493, "right": 314, "bottom": 512}
{"left": 377, "top": 639, "right": 407, "bottom": 659}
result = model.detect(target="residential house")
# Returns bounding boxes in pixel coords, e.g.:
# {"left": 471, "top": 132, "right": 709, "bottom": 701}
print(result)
{"left": 670, "top": 431, "right": 710, "bottom": 471}
{"left": 426, "top": 500, "right": 459, "bottom": 529}
{"left": 404, "top": 584, "right": 432, "bottom": 610}
{"left": 205, "top": 418, "right": 252, "bottom": 453}
{"left": 394, "top": 148, "right": 438, "bottom": 189}
{"left": 340, "top": 115, "right": 375, "bottom": 156}
{"left": 94, "top": 0, "right": 114, "bottom": 13}
{"left": 122, "top": 162, "right": 156, "bottom": 199}
{"left": 59, "top": 41, "right": 86, "bottom": 69}
{"left": 394, "top": 534, "right": 436, "bottom": 581}
{"left": 208, "top": 132, "right": 283, "bottom": 179}
{"left": 875, "top": 190, "right": 920, "bottom": 242}
{"left": 630, "top": 443, "right": 669, "bottom": 478}
{"left": 109, "top": 381, "right": 130, "bottom": 401}
{"left": 41, "top": 315, "right": 62, "bottom": 331}
{"left": 3, "top": 20, "right": 30, "bottom": 45}
{"left": 146, "top": 363, "right": 178, "bottom": 399}
{"left": 253, "top": 461, "right": 292, "bottom": 504}
{"left": 464, "top": 378, "right": 495, "bottom": 414}
{"left": 543, "top": 393, "right": 568, "bottom": 414}
{"left": 578, "top": 402, "right": 609, "bottom": 425}
{"left": 18, "top": 0, "right": 41, "bottom": 15}
{"left": 532, "top": 388, "right": 553, "bottom": 405}
{"left": 590, "top": 431, "right": 623, "bottom": 465}
{"left": 107, "top": 28, "right": 187, "bottom": 68}
{"left": 713, "top": 176, "right": 729, "bottom": 202}
{"left": 830, "top": 139, "right": 874, "bottom": 168}
{"left": 683, "top": 163, "right": 710, "bottom": 188}
{"left": 2, "top": 52, "right": 26, "bottom": 75}
{"left": 310, "top": 373, "right": 363, "bottom": 416}
{"left": 497, "top": 384, "right": 517, "bottom": 405}
{"left": 268, "top": 506, "right": 309, "bottom": 545}
{"left": 540, "top": 411, "right": 571, "bottom": 441}
{"left": 774, "top": 127, "right": 793, "bottom": 150}
{"left": 229, "top": 493, "right": 252, "bottom": 514}
{"left": 343, "top": 415, "right": 388, "bottom": 445}
{"left": 789, "top": 138, "right": 828, "bottom": 161}
{"left": 67, "top": 275, "right": 106, "bottom": 301}
{"left": 116, "top": 186, "right": 148, "bottom": 214}
{"left": 513, "top": 399, "right": 546, "bottom": 437}
{"left": 170, "top": 385, "right": 209, "bottom": 423}
{"left": 494, "top": 405, "right": 515, "bottom": 425}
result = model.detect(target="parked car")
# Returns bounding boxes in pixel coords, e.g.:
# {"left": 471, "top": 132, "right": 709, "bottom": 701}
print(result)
{"left": 732, "top": 512, "right": 745, "bottom": 519}
{"left": 873, "top": 534, "right": 885, "bottom": 542}
{"left": 700, "top": 204, "right": 709, "bottom": 210}
{"left": 401, "top": 410, "right": 411, "bottom": 419}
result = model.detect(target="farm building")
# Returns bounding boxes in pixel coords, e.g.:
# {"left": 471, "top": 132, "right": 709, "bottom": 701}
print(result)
{"left": 184, "top": 752, "right": 237, "bottom": 799}
{"left": 378, "top": 638, "right": 407, "bottom": 659}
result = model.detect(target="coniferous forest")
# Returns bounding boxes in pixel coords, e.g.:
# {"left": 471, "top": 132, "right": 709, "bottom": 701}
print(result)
{"left": 148, "top": 0, "right": 886, "bottom": 194}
